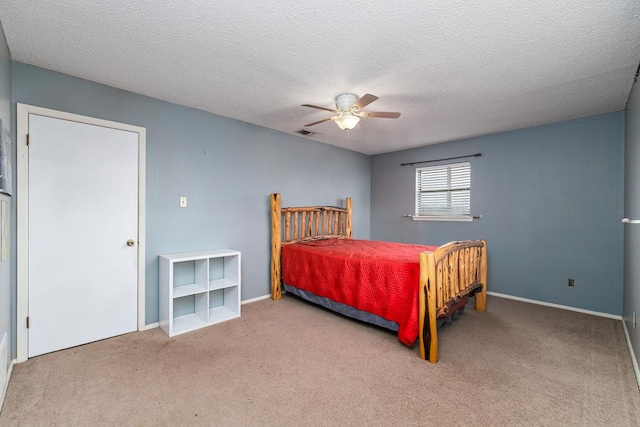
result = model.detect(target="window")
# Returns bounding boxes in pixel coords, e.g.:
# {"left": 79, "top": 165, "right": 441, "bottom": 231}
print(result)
{"left": 415, "top": 162, "right": 471, "bottom": 221}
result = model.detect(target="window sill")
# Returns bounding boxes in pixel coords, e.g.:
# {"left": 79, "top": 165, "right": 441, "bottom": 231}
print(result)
{"left": 411, "top": 215, "right": 474, "bottom": 222}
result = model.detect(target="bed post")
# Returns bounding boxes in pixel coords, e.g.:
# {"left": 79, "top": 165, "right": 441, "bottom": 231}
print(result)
{"left": 270, "top": 193, "right": 283, "bottom": 300}
{"left": 418, "top": 251, "right": 439, "bottom": 363}
{"left": 475, "top": 239, "right": 488, "bottom": 312}
{"left": 345, "top": 197, "right": 353, "bottom": 239}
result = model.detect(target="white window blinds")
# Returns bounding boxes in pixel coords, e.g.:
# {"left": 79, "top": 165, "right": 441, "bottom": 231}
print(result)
{"left": 415, "top": 162, "right": 470, "bottom": 216}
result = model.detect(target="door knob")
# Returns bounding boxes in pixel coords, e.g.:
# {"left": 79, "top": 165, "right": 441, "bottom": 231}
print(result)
{"left": 126, "top": 239, "right": 136, "bottom": 247}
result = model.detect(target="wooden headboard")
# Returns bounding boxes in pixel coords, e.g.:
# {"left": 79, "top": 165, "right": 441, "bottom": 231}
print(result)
{"left": 270, "top": 193, "right": 352, "bottom": 300}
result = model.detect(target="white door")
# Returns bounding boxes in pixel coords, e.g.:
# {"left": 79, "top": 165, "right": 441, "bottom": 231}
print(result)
{"left": 27, "top": 114, "right": 139, "bottom": 357}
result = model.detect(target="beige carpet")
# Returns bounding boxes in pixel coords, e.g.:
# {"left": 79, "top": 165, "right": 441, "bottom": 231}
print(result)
{"left": 1, "top": 295, "right": 639, "bottom": 426}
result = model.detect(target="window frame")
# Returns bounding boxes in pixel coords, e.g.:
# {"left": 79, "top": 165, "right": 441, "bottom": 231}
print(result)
{"left": 414, "top": 161, "right": 473, "bottom": 222}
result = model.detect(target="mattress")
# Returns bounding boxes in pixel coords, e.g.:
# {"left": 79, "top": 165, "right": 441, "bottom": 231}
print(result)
{"left": 281, "top": 238, "right": 439, "bottom": 346}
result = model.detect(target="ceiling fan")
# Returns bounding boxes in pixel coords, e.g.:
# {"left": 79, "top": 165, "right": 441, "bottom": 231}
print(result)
{"left": 302, "top": 93, "right": 401, "bottom": 130}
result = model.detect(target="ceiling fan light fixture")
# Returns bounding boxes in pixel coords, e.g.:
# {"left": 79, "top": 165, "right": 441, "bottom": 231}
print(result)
{"left": 302, "top": 93, "right": 399, "bottom": 130}
{"left": 334, "top": 114, "right": 360, "bottom": 130}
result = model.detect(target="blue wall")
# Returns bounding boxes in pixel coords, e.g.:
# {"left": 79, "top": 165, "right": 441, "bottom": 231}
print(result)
{"left": 6, "top": 61, "right": 629, "bottom": 360}
{"left": 371, "top": 113, "right": 624, "bottom": 315}
{"left": 0, "top": 23, "right": 11, "bottom": 372}
{"left": 11, "top": 63, "right": 371, "bottom": 332}
{"left": 624, "top": 80, "right": 640, "bottom": 363}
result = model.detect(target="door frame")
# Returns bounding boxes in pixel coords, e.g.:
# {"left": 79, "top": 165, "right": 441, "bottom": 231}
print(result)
{"left": 16, "top": 103, "right": 146, "bottom": 362}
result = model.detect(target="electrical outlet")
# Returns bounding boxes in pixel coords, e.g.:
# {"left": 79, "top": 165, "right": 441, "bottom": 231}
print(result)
{"left": 634, "top": 312, "right": 637, "bottom": 329}
{"left": 568, "top": 278, "right": 575, "bottom": 287}
{"left": 179, "top": 196, "right": 187, "bottom": 208}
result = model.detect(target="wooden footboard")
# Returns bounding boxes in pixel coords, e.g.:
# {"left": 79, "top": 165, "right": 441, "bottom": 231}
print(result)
{"left": 270, "top": 193, "right": 487, "bottom": 363}
{"left": 418, "top": 240, "right": 487, "bottom": 363}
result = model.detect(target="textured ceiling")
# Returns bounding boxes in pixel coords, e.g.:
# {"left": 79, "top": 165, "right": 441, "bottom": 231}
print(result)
{"left": 1, "top": 1, "right": 639, "bottom": 155}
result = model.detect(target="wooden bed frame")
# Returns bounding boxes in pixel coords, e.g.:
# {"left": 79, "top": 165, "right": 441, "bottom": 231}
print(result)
{"left": 269, "top": 193, "right": 487, "bottom": 363}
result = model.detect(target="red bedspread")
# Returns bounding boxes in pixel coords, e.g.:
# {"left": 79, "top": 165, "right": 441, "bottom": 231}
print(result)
{"left": 281, "top": 239, "right": 438, "bottom": 346}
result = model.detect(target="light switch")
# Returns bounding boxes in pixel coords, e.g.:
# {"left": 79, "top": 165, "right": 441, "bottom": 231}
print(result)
{"left": 179, "top": 196, "right": 187, "bottom": 208}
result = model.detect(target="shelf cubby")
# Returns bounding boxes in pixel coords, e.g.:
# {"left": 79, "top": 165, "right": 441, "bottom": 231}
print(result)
{"left": 159, "top": 249, "right": 241, "bottom": 337}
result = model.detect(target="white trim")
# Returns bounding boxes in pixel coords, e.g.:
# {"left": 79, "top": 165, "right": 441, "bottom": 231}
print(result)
{"left": 411, "top": 215, "right": 473, "bottom": 222}
{"left": 137, "top": 128, "right": 146, "bottom": 332}
{"left": 0, "top": 360, "right": 14, "bottom": 413}
{"left": 487, "top": 291, "right": 622, "bottom": 320}
{"left": 16, "top": 104, "right": 146, "bottom": 363}
{"left": 241, "top": 294, "right": 271, "bottom": 305}
{"left": 144, "top": 322, "right": 159, "bottom": 330}
{"left": 622, "top": 319, "right": 640, "bottom": 391}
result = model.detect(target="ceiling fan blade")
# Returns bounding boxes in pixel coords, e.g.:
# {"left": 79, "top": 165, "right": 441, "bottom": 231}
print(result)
{"left": 304, "top": 117, "right": 334, "bottom": 127}
{"left": 302, "top": 104, "right": 337, "bottom": 113}
{"left": 360, "top": 111, "right": 401, "bottom": 119}
{"left": 354, "top": 94, "right": 378, "bottom": 110}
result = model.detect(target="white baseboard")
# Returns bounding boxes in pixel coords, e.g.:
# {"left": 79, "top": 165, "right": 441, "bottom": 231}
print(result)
{"left": 622, "top": 320, "right": 640, "bottom": 392}
{"left": 241, "top": 294, "right": 271, "bottom": 305}
{"left": 143, "top": 322, "right": 159, "bottom": 331}
{"left": 0, "top": 360, "right": 14, "bottom": 414}
{"left": 486, "top": 291, "right": 622, "bottom": 320}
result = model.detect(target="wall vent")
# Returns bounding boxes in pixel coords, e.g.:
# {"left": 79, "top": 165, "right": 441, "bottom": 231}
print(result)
{"left": 295, "top": 129, "right": 315, "bottom": 136}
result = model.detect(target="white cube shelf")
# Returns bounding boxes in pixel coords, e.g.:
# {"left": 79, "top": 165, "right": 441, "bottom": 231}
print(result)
{"left": 159, "top": 249, "right": 241, "bottom": 337}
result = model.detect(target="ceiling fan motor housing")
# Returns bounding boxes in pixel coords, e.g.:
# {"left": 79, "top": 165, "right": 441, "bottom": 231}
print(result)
{"left": 335, "top": 93, "right": 359, "bottom": 112}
